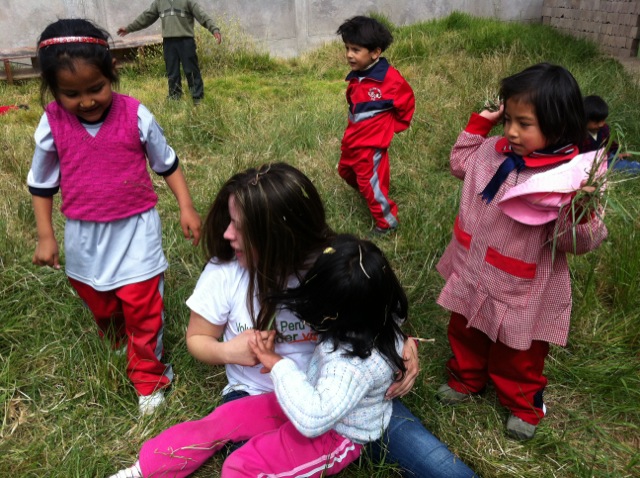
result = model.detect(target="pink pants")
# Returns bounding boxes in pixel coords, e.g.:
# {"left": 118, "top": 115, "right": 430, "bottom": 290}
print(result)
{"left": 338, "top": 147, "right": 398, "bottom": 229}
{"left": 138, "top": 392, "right": 362, "bottom": 477}
{"left": 68, "top": 275, "right": 171, "bottom": 396}
{"left": 446, "top": 312, "right": 549, "bottom": 425}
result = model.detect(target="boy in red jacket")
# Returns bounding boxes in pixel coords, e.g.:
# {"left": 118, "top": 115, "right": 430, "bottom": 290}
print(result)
{"left": 336, "top": 16, "right": 415, "bottom": 235}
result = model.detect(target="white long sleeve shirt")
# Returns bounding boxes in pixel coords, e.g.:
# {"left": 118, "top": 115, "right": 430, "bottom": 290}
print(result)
{"left": 270, "top": 340, "right": 398, "bottom": 444}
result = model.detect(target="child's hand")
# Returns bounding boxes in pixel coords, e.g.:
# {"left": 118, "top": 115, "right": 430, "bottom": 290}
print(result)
{"left": 180, "top": 205, "right": 202, "bottom": 246}
{"left": 249, "top": 330, "right": 282, "bottom": 374}
{"left": 32, "top": 237, "right": 60, "bottom": 270}
{"left": 479, "top": 103, "right": 504, "bottom": 125}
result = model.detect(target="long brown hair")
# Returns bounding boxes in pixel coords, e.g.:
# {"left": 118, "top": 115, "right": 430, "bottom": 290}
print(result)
{"left": 202, "top": 163, "right": 334, "bottom": 330}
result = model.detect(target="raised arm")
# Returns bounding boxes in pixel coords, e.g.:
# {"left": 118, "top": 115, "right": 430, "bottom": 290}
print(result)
{"left": 118, "top": 1, "right": 161, "bottom": 36}
{"left": 450, "top": 107, "right": 503, "bottom": 179}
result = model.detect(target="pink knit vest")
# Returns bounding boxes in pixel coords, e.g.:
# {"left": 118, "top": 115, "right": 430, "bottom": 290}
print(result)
{"left": 46, "top": 93, "right": 158, "bottom": 222}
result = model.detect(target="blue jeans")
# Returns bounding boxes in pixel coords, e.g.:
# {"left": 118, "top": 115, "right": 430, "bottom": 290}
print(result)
{"left": 368, "top": 400, "right": 477, "bottom": 477}
{"left": 222, "top": 392, "right": 476, "bottom": 477}
{"left": 608, "top": 154, "right": 640, "bottom": 174}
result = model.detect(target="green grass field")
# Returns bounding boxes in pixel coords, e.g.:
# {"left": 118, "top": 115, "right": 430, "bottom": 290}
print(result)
{"left": 1, "top": 12, "right": 638, "bottom": 478}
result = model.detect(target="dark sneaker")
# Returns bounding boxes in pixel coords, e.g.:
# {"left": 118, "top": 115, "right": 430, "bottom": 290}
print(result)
{"left": 506, "top": 415, "right": 537, "bottom": 440}
{"left": 436, "top": 383, "right": 471, "bottom": 405}
{"left": 368, "top": 226, "right": 397, "bottom": 238}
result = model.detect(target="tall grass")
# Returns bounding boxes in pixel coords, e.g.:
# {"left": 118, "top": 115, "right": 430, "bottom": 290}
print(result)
{"left": 1, "top": 12, "right": 639, "bottom": 477}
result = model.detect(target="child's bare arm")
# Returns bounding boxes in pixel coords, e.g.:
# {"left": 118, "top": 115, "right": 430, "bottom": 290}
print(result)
{"left": 31, "top": 195, "right": 60, "bottom": 269}
{"left": 163, "top": 167, "right": 201, "bottom": 245}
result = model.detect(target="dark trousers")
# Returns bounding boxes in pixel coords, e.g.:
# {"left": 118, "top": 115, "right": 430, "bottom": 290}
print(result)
{"left": 163, "top": 37, "right": 204, "bottom": 100}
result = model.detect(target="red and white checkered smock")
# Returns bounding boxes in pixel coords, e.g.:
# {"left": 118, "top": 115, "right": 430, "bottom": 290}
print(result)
{"left": 436, "top": 113, "right": 608, "bottom": 350}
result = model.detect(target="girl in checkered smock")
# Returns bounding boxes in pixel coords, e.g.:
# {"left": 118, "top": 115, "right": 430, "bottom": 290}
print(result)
{"left": 435, "top": 63, "right": 608, "bottom": 440}
{"left": 28, "top": 19, "right": 201, "bottom": 415}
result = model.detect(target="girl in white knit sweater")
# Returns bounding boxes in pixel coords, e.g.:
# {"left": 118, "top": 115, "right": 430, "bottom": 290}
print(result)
{"left": 112, "top": 233, "right": 408, "bottom": 478}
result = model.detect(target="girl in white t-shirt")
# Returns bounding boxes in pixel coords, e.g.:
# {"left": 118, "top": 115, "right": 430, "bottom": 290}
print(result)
{"left": 114, "top": 234, "right": 408, "bottom": 477}
{"left": 110, "top": 163, "right": 476, "bottom": 478}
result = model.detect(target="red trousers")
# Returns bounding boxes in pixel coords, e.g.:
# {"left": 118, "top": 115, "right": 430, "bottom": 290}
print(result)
{"left": 68, "top": 275, "right": 172, "bottom": 396}
{"left": 446, "top": 312, "right": 549, "bottom": 425}
{"left": 338, "top": 147, "right": 398, "bottom": 229}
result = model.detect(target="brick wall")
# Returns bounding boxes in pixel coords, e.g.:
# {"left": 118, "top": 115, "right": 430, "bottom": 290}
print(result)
{"left": 542, "top": 0, "right": 640, "bottom": 57}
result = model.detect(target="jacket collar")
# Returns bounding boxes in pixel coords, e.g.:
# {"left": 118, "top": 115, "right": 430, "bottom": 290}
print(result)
{"left": 495, "top": 137, "right": 579, "bottom": 168}
{"left": 345, "top": 57, "right": 390, "bottom": 82}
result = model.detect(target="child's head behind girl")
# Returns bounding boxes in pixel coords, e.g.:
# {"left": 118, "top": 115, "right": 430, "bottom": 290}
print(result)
{"left": 272, "top": 233, "right": 408, "bottom": 380}
{"left": 37, "top": 19, "right": 118, "bottom": 119}
{"left": 499, "top": 63, "right": 585, "bottom": 156}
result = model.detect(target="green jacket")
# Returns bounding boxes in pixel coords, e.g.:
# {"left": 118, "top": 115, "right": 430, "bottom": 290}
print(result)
{"left": 126, "top": 0, "right": 219, "bottom": 38}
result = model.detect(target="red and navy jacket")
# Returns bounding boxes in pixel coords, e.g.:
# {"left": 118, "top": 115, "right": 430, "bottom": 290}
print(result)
{"left": 341, "top": 57, "right": 415, "bottom": 150}
{"left": 578, "top": 123, "right": 619, "bottom": 154}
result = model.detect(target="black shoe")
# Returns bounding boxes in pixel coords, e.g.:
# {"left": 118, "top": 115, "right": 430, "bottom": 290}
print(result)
{"left": 368, "top": 226, "right": 397, "bottom": 238}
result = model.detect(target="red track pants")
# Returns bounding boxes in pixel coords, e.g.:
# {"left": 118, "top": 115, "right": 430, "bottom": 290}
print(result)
{"left": 446, "top": 312, "right": 549, "bottom": 425}
{"left": 68, "top": 275, "right": 172, "bottom": 396}
{"left": 338, "top": 147, "right": 399, "bottom": 229}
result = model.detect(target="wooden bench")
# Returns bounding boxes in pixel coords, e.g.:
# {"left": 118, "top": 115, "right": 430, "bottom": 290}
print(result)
{"left": 0, "top": 51, "right": 39, "bottom": 84}
{"left": 0, "top": 36, "right": 162, "bottom": 84}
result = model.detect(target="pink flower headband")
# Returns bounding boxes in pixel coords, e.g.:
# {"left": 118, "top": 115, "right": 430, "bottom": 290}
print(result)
{"left": 38, "top": 36, "right": 109, "bottom": 49}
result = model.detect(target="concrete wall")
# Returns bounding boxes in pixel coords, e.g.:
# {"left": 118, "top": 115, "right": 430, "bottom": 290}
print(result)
{"left": 542, "top": 0, "right": 640, "bottom": 57}
{"left": 1, "top": 0, "right": 544, "bottom": 59}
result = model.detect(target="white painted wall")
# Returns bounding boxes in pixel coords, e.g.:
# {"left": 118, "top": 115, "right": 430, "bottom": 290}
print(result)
{"left": 2, "top": 0, "right": 543, "bottom": 58}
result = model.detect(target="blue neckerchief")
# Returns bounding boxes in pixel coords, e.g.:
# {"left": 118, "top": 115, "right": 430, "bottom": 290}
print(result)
{"left": 480, "top": 152, "right": 526, "bottom": 204}
{"left": 480, "top": 141, "right": 579, "bottom": 204}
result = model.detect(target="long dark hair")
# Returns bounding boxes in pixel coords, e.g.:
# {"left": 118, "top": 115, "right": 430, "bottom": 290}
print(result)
{"left": 336, "top": 16, "right": 393, "bottom": 52}
{"left": 270, "top": 234, "right": 408, "bottom": 379}
{"left": 202, "top": 162, "right": 334, "bottom": 330}
{"left": 37, "top": 18, "right": 118, "bottom": 107}
{"left": 500, "top": 63, "right": 585, "bottom": 147}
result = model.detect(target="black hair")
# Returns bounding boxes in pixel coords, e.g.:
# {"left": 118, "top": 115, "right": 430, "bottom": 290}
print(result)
{"left": 499, "top": 63, "right": 586, "bottom": 147}
{"left": 202, "top": 162, "right": 334, "bottom": 331}
{"left": 270, "top": 234, "right": 408, "bottom": 380}
{"left": 37, "top": 18, "right": 118, "bottom": 107}
{"left": 336, "top": 15, "right": 393, "bottom": 52}
{"left": 583, "top": 95, "right": 609, "bottom": 122}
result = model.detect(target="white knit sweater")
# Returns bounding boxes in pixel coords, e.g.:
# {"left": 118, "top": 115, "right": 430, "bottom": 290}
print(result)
{"left": 270, "top": 340, "right": 397, "bottom": 444}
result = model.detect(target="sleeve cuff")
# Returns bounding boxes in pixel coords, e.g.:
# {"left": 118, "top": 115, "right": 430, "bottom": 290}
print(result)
{"left": 465, "top": 112, "right": 497, "bottom": 136}
{"left": 29, "top": 185, "right": 59, "bottom": 197}
{"left": 156, "top": 156, "right": 179, "bottom": 177}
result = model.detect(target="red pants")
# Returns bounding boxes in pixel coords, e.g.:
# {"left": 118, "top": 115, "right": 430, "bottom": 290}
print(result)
{"left": 339, "top": 147, "right": 398, "bottom": 229}
{"left": 446, "top": 312, "right": 549, "bottom": 425}
{"left": 68, "top": 275, "right": 172, "bottom": 396}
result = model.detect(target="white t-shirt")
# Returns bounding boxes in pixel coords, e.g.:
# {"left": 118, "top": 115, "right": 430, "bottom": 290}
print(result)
{"left": 186, "top": 259, "right": 318, "bottom": 396}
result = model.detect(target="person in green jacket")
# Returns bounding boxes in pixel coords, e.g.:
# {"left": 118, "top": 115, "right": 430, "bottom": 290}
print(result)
{"left": 118, "top": 0, "right": 222, "bottom": 103}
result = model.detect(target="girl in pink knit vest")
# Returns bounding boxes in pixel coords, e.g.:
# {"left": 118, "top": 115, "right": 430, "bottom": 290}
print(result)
{"left": 28, "top": 18, "right": 201, "bottom": 415}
